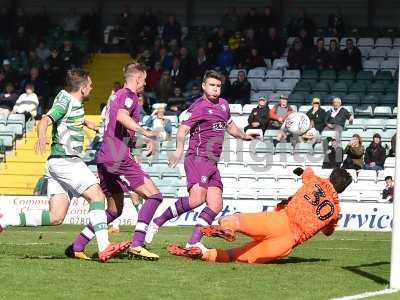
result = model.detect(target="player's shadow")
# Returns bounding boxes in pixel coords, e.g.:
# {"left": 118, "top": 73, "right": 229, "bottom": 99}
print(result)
{"left": 341, "top": 262, "right": 389, "bottom": 285}
{"left": 270, "top": 257, "right": 330, "bottom": 264}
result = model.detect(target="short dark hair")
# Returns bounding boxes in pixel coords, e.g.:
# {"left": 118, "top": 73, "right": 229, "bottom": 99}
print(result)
{"left": 317, "top": 37, "right": 324, "bottom": 43}
{"left": 329, "top": 168, "right": 352, "bottom": 193}
{"left": 65, "top": 68, "right": 90, "bottom": 93}
{"left": 202, "top": 70, "right": 223, "bottom": 83}
{"left": 385, "top": 176, "right": 393, "bottom": 181}
{"left": 123, "top": 62, "right": 146, "bottom": 79}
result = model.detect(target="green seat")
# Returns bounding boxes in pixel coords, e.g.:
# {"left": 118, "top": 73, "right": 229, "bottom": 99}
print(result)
{"left": 343, "top": 94, "right": 361, "bottom": 105}
{"left": 337, "top": 71, "right": 355, "bottom": 83}
{"left": 375, "top": 71, "right": 393, "bottom": 82}
{"left": 385, "top": 82, "right": 398, "bottom": 94}
{"left": 367, "top": 82, "right": 385, "bottom": 94}
{"left": 288, "top": 93, "right": 305, "bottom": 104}
{"left": 381, "top": 93, "right": 397, "bottom": 106}
{"left": 362, "top": 94, "right": 379, "bottom": 105}
{"left": 319, "top": 70, "right": 337, "bottom": 81}
{"left": 312, "top": 81, "right": 331, "bottom": 93}
{"left": 293, "top": 81, "right": 311, "bottom": 93}
{"left": 356, "top": 71, "right": 374, "bottom": 82}
{"left": 302, "top": 69, "right": 319, "bottom": 80}
{"left": 331, "top": 81, "right": 348, "bottom": 94}
{"left": 348, "top": 82, "right": 367, "bottom": 94}
{"left": 301, "top": 79, "right": 318, "bottom": 87}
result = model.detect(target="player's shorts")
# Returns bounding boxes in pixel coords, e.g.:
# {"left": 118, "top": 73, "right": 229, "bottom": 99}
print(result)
{"left": 184, "top": 155, "right": 223, "bottom": 191}
{"left": 45, "top": 157, "right": 99, "bottom": 199}
{"left": 97, "top": 159, "right": 149, "bottom": 196}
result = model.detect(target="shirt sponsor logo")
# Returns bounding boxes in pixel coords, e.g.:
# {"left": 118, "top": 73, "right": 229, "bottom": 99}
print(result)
{"left": 125, "top": 97, "right": 133, "bottom": 108}
{"left": 212, "top": 121, "right": 226, "bottom": 131}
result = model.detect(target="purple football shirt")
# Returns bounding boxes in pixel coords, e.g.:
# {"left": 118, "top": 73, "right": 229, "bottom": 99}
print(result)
{"left": 182, "top": 96, "right": 231, "bottom": 160}
{"left": 96, "top": 87, "right": 140, "bottom": 163}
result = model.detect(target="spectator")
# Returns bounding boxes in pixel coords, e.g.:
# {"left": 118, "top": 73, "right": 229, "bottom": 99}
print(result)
{"left": 60, "top": 40, "right": 80, "bottom": 70}
{"left": 389, "top": 133, "right": 396, "bottom": 157}
{"left": 185, "top": 84, "right": 201, "bottom": 108}
{"left": 12, "top": 83, "right": 39, "bottom": 121}
{"left": 157, "top": 47, "right": 174, "bottom": 71}
{"left": 47, "top": 48, "right": 64, "bottom": 88}
{"left": 2, "top": 59, "right": 18, "bottom": 86}
{"left": 170, "top": 58, "right": 187, "bottom": 88}
{"left": 221, "top": 7, "right": 240, "bottom": 33}
{"left": 244, "top": 96, "right": 269, "bottom": 134}
{"left": 36, "top": 41, "right": 51, "bottom": 64}
{"left": 162, "top": 15, "right": 181, "bottom": 44}
{"left": 326, "top": 39, "right": 342, "bottom": 70}
{"left": 382, "top": 176, "right": 394, "bottom": 203}
{"left": 155, "top": 71, "right": 173, "bottom": 102}
{"left": 260, "top": 6, "right": 277, "bottom": 34}
{"left": 192, "top": 47, "right": 210, "bottom": 78}
{"left": 21, "top": 67, "right": 48, "bottom": 113}
{"left": 269, "top": 95, "right": 293, "bottom": 130}
{"left": 217, "top": 45, "right": 235, "bottom": 72}
{"left": 12, "top": 26, "right": 30, "bottom": 54}
{"left": 205, "top": 41, "right": 218, "bottom": 66}
{"left": 242, "top": 28, "right": 258, "bottom": 53}
{"left": 144, "top": 104, "right": 172, "bottom": 141}
{"left": 324, "top": 97, "right": 353, "bottom": 139}
{"left": 242, "top": 8, "right": 259, "bottom": 30}
{"left": 298, "top": 28, "right": 314, "bottom": 51}
{"left": 211, "top": 26, "right": 228, "bottom": 53}
{"left": 327, "top": 13, "right": 345, "bottom": 38}
{"left": 220, "top": 72, "right": 232, "bottom": 100}
{"left": 231, "top": 70, "right": 251, "bottom": 105}
{"left": 342, "top": 134, "right": 364, "bottom": 170}
{"left": 262, "top": 27, "right": 285, "bottom": 61}
{"left": 179, "top": 47, "right": 193, "bottom": 78}
{"left": 322, "top": 136, "right": 343, "bottom": 169}
{"left": 9, "top": 50, "right": 29, "bottom": 76}
{"left": 146, "top": 61, "right": 163, "bottom": 90}
{"left": 166, "top": 86, "right": 185, "bottom": 116}
{"left": 0, "top": 82, "right": 19, "bottom": 117}
{"left": 287, "top": 8, "right": 316, "bottom": 36}
{"left": 341, "top": 39, "right": 362, "bottom": 73}
{"left": 287, "top": 39, "right": 307, "bottom": 70}
{"left": 28, "top": 50, "right": 41, "bottom": 69}
{"left": 246, "top": 48, "right": 266, "bottom": 69}
{"left": 0, "top": 70, "right": 6, "bottom": 91}
{"left": 306, "top": 97, "right": 326, "bottom": 132}
{"left": 309, "top": 38, "right": 327, "bottom": 70}
{"left": 228, "top": 31, "right": 242, "bottom": 51}
{"left": 364, "top": 133, "right": 386, "bottom": 171}
{"left": 33, "top": 175, "right": 47, "bottom": 196}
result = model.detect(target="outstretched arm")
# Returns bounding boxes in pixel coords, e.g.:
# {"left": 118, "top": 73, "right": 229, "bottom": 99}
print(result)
{"left": 116, "top": 108, "right": 157, "bottom": 138}
{"left": 169, "top": 124, "right": 190, "bottom": 167}
{"left": 226, "top": 121, "right": 255, "bottom": 141}
{"left": 34, "top": 116, "right": 52, "bottom": 154}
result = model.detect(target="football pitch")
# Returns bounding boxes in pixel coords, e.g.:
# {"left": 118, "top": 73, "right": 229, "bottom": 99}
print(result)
{"left": 0, "top": 226, "right": 398, "bottom": 300}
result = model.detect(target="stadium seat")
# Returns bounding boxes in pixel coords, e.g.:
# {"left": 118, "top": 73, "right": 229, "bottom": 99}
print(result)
{"left": 293, "top": 143, "right": 313, "bottom": 154}
{"left": 275, "top": 80, "right": 294, "bottom": 92}
{"left": 254, "top": 140, "right": 274, "bottom": 154}
{"left": 298, "top": 105, "right": 311, "bottom": 114}
{"left": 384, "top": 82, "right": 397, "bottom": 94}
{"left": 312, "top": 143, "right": 324, "bottom": 154}
{"left": 229, "top": 104, "right": 243, "bottom": 115}
{"left": 232, "top": 116, "right": 248, "bottom": 129}
{"left": 319, "top": 70, "right": 336, "bottom": 81}
{"left": 374, "top": 71, "right": 392, "bottom": 82}
{"left": 374, "top": 106, "right": 392, "bottom": 118}
{"left": 363, "top": 60, "right": 380, "bottom": 74}
{"left": 369, "top": 47, "right": 389, "bottom": 61}
{"left": 362, "top": 94, "right": 379, "bottom": 105}
{"left": 340, "top": 190, "right": 360, "bottom": 202}
{"left": 366, "top": 82, "right": 385, "bottom": 94}
{"left": 387, "top": 48, "right": 400, "bottom": 59}
{"left": 302, "top": 69, "right": 319, "bottom": 80}
{"left": 164, "top": 115, "right": 179, "bottom": 126}
{"left": 337, "top": 70, "right": 355, "bottom": 83}
{"left": 359, "top": 46, "right": 372, "bottom": 58}
{"left": 272, "top": 59, "right": 288, "bottom": 70}
{"left": 357, "top": 38, "right": 374, "bottom": 48}
{"left": 331, "top": 82, "right": 348, "bottom": 94}
{"left": 380, "top": 60, "right": 398, "bottom": 75}
{"left": 356, "top": 70, "right": 374, "bottom": 82}
{"left": 264, "top": 130, "right": 280, "bottom": 140}
{"left": 293, "top": 81, "right": 311, "bottom": 93}
{"left": 343, "top": 94, "right": 360, "bottom": 105}
{"left": 275, "top": 142, "right": 293, "bottom": 154}
{"left": 285, "top": 154, "right": 306, "bottom": 168}
{"left": 242, "top": 104, "right": 257, "bottom": 114}
{"left": 312, "top": 81, "right": 331, "bottom": 93}
{"left": 283, "top": 69, "right": 301, "bottom": 80}
{"left": 381, "top": 93, "right": 397, "bottom": 106}
{"left": 288, "top": 93, "right": 305, "bottom": 105}
{"left": 266, "top": 69, "right": 282, "bottom": 79}
{"left": 247, "top": 68, "right": 266, "bottom": 80}
{"left": 346, "top": 118, "right": 368, "bottom": 131}
{"left": 385, "top": 118, "right": 396, "bottom": 130}
{"left": 375, "top": 37, "right": 392, "bottom": 48}
{"left": 253, "top": 79, "right": 275, "bottom": 92}
{"left": 348, "top": 82, "right": 366, "bottom": 94}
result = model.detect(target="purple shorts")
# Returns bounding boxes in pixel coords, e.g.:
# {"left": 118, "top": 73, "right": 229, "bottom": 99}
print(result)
{"left": 184, "top": 155, "right": 223, "bottom": 191}
{"left": 97, "top": 159, "right": 149, "bottom": 196}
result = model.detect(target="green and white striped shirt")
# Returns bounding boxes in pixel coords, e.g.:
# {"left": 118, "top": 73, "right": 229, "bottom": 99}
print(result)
{"left": 47, "top": 90, "right": 85, "bottom": 157}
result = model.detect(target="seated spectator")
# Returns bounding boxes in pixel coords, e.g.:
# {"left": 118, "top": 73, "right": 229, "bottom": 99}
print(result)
{"left": 0, "top": 70, "right": 6, "bottom": 91}
{"left": 364, "top": 133, "right": 386, "bottom": 171}
{"left": 228, "top": 31, "right": 242, "bottom": 51}
{"left": 156, "top": 47, "right": 174, "bottom": 71}
{"left": 322, "top": 136, "right": 343, "bottom": 169}
{"left": 221, "top": 7, "right": 240, "bottom": 33}
{"left": 261, "top": 27, "right": 285, "bottom": 61}
{"left": 0, "top": 82, "right": 18, "bottom": 117}
{"left": 288, "top": 8, "right": 315, "bottom": 37}
{"left": 185, "top": 84, "right": 201, "bottom": 108}
{"left": 192, "top": 47, "right": 210, "bottom": 78}
{"left": 324, "top": 97, "right": 353, "bottom": 140}
{"left": 244, "top": 96, "right": 269, "bottom": 134}
{"left": 12, "top": 83, "right": 39, "bottom": 121}
{"left": 306, "top": 97, "right": 326, "bottom": 133}
{"left": 162, "top": 15, "right": 181, "bottom": 44}
{"left": 389, "top": 133, "right": 396, "bottom": 157}
{"left": 179, "top": 47, "right": 193, "bottom": 77}
{"left": 2, "top": 59, "right": 19, "bottom": 86}
{"left": 21, "top": 67, "right": 49, "bottom": 113}
{"left": 269, "top": 95, "right": 293, "bottom": 130}
{"left": 341, "top": 39, "right": 362, "bottom": 73}
{"left": 170, "top": 58, "right": 187, "bottom": 88}
{"left": 327, "top": 13, "right": 345, "bottom": 38}
{"left": 144, "top": 104, "right": 172, "bottom": 141}
{"left": 246, "top": 48, "right": 266, "bottom": 69}
{"left": 219, "top": 72, "right": 232, "bottom": 100}
{"left": 382, "top": 176, "right": 394, "bottom": 203}
{"left": 260, "top": 6, "right": 277, "bottom": 33}
{"left": 342, "top": 134, "right": 364, "bottom": 170}
{"left": 60, "top": 40, "right": 80, "bottom": 70}
{"left": 231, "top": 70, "right": 251, "bottom": 105}
{"left": 166, "top": 86, "right": 185, "bottom": 116}
{"left": 47, "top": 48, "right": 64, "bottom": 88}
{"left": 155, "top": 71, "right": 173, "bottom": 103}
{"left": 287, "top": 39, "right": 307, "bottom": 70}
{"left": 298, "top": 28, "right": 314, "bottom": 51}
{"left": 33, "top": 175, "right": 47, "bottom": 196}
{"left": 217, "top": 45, "right": 235, "bottom": 72}
{"left": 326, "top": 39, "right": 342, "bottom": 70}
{"left": 309, "top": 38, "right": 327, "bottom": 70}
{"left": 146, "top": 61, "right": 163, "bottom": 90}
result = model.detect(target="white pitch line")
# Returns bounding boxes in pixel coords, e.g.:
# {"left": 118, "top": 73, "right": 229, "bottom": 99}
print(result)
{"left": 332, "top": 288, "right": 400, "bottom": 300}
{"left": 0, "top": 242, "right": 51, "bottom": 246}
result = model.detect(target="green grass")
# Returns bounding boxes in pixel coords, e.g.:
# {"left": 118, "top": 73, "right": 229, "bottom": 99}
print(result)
{"left": 0, "top": 226, "right": 398, "bottom": 300}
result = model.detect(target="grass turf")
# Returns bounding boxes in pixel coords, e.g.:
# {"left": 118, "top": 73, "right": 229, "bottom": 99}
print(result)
{"left": 0, "top": 226, "right": 398, "bottom": 300}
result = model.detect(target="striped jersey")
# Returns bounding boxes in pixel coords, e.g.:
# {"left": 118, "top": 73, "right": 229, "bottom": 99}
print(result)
{"left": 46, "top": 90, "right": 85, "bottom": 157}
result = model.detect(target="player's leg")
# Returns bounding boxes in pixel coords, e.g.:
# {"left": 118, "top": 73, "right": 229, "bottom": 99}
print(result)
{"left": 110, "top": 192, "right": 141, "bottom": 233}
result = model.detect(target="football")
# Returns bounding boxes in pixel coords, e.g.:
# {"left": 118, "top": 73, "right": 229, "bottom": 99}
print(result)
{"left": 284, "top": 112, "right": 311, "bottom": 135}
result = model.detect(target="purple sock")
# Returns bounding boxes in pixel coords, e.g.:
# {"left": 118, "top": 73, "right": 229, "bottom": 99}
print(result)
{"left": 132, "top": 193, "right": 163, "bottom": 247}
{"left": 188, "top": 206, "right": 217, "bottom": 245}
{"left": 153, "top": 196, "right": 191, "bottom": 227}
{"left": 72, "top": 209, "right": 119, "bottom": 252}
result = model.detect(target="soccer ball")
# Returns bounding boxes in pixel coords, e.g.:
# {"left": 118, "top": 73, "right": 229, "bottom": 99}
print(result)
{"left": 284, "top": 112, "right": 311, "bottom": 135}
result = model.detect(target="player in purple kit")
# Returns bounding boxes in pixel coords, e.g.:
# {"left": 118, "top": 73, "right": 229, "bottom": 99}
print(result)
{"left": 145, "top": 70, "right": 255, "bottom": 255}
{"left": 66, "top": 63, "right": 163, "bottom": 261}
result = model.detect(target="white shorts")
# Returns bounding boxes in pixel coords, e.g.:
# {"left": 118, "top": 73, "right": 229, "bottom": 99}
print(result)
{"left": 45, "top": 157, "right": 99, "bottom": 199}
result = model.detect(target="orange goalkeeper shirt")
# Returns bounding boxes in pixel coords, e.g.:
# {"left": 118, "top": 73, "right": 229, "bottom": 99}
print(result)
{"left": 284, "top": 168, "right": 340, "bottom": 245}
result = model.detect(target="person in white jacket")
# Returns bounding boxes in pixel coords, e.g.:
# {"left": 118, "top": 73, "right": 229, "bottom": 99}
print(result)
{"left": 13, "top": 83, "right": 39, "bottom": 120}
